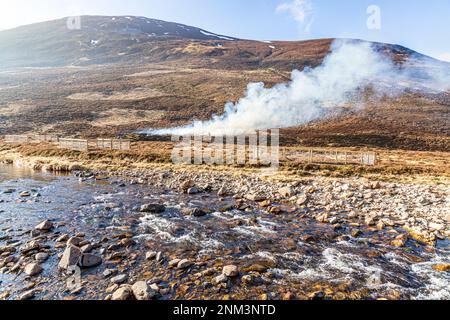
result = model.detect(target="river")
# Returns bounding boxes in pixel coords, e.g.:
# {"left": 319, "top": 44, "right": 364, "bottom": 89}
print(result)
{"left": 0, "top": 164, "right": 449, "bottom": 300}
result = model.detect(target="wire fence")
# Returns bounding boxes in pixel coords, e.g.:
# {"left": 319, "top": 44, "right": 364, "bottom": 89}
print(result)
{"left": 2, "top": 135, "right": 131, "bottom": 152}
{"left": 283, "top": 149, "right": 377, "bottom": 166}
{"left": 96, "top": 139, "right": 131, "bottom": 151}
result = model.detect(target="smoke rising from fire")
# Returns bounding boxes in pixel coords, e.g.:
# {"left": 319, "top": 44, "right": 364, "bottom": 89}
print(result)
{"left": 144, "top": 40, "right": 450, "bottom": 136}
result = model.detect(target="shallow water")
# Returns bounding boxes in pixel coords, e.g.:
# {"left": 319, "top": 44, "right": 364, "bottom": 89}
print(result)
{"left": 0, "top": 164, "right": 449, "bottom": 300}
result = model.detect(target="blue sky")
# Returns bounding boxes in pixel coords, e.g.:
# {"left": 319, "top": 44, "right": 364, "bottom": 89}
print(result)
{"left": 0, "top": 0, "right": 449, "bottom": 61}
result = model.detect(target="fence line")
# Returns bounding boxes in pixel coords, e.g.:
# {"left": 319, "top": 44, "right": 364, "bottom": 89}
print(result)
{"left": 2, "top": 134, "right": 132, "bottom": 152}
{"left": 96, "top": 139, "right": 131, "bottom": 151}
{"left": 283, "top": 149, "right": 377, "bottom": 166}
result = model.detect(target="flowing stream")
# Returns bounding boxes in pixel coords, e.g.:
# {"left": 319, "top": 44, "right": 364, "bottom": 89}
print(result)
{"left": 0, "top": 164, "right": 449, "bottom": 300}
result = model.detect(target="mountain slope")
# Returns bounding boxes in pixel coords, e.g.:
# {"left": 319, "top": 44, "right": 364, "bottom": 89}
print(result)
{"left": 0, "top": 16, "right": 448, "bottom": 151}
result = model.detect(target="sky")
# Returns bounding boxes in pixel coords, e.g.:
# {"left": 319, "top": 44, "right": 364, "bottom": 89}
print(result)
{"left": 0, "top": 0, "right": 449, "bottom": 61}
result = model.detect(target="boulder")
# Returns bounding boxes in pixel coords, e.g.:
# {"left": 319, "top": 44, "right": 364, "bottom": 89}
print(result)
{"left": 132, "top": 281, "right": 157, "bottom": 300}
{"left": 245, "top": 194, "right": 266, "bottom": 202}
{"left": 35, "top": 220, "right": 53, "bottom": 231}
{"left": 35, "top": 252, "right": 49, "bottom": 262}
{"left": 111, "top": 286, "right": 132, "bottom": 301}
{"left": 111, "top": 274, "right": 128, "bottom": 284}
{"left": 140, "top": 204, "right": 166, "bottom": 214}
{"left": 177, "top": 259, "right": 193, "bottom": 269}
{"left": 181, "top": 208, "right": 207, "bottom": 217}
{"left": 278, "top": 187, "right": 295, "bottom": 198}
{"left": 213, "top": 274, "right": 228, "bottom": 284}
{"left": 222, "top": 265, "right": 239, "bottom": 277}
{"left": 187, "top": 187, "right": 200, "bottom": 195}
{"left": 79, "top": 254, "right": 102, "bottom": 268}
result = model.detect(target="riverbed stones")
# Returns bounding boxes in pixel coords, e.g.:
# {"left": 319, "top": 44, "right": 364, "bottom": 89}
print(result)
{"left": 145, "top": 251, "right": 157, "bottom": 260}
{"left": 168, "top": 259, "right": 181, "bottom": 267}
{"left": 111, "top": 274, "right": 128, "bottom": 284}
{"left": 35, "top": 252, "right": 49, "bottom": 262}
{"left": 222, "top": 265, "right": 239, "bottom": 277}
{"left": 19, "top": 290, "right": 35, "bottom": 300}
{"left": 19, "top": 191, "right": 31, "bottom": 197}
{"left": 24, "top": 263, "right": 43, "bottom": 276}
{"left": 20, "top": 240, "right": 42, "bottom": 254}
{"left": 217, "top": 187, "right": 227, "bottom": 197}
{"left": 180, "top": 180, "right": 195, "bottom": 192}
{"left": 35, "top": 220, "right": 53, "bottom": 231}
{"left": 111, "top": 286, "right": 132, "bottom": 301}
{"left": 79, "top": 254, "right": 102, "bottom": 268}
{"left": 213, "top": 274, "right": 228, "bottom": 284}
{"left": 66, "top": 237, "right": 83, "bottom": 247}
{"left": 58, "top": 245, "right": 82, "bottom": 270}
{"left": 131, "top": 281, "right": 157, "bottom": 300}
{"left": 391, "top": 234, "right": 407, "bottom": 248}
{"left": 278, "top": 187, "right": 295, "bottom": 198}
{"left": 187, "top": 187, "right": 200, "bottom": 195}
{"left": 296, "top": 195, "right": 308, "bottom": 206}
{"left": 56, "top": 234, "right": 69, "bottom": 243}
{"left": 177, "top": 259, "right": 193, "bottom": 269}
{"left": 181, "top": 207, "right": 207, "bottom": 217}
{"left": 245, "top": 194, "right": 266, "bottom": 202}
{"left": 140, "top": 204, "right": 166, "bottom": 214}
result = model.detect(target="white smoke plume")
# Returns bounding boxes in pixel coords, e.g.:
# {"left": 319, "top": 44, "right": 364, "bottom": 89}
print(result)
{"left": 145, "top": 40, "right": 450, "bottom": 136}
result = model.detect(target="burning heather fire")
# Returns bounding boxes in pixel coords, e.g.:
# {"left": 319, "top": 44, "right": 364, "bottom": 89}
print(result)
{"left": 144, "top": 40, "right": 450, "bottom": 136}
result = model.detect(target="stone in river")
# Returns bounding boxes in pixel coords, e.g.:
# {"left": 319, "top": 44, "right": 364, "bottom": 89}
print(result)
{"left": 245, "top": 194, "right": 266, "bottom": 202}
{"left": 111, "top": 274, "right": 128, "bottom": 284}
{"left": 168, "top": 259, "right": 181, "bottom": 267}
{"left": 217, "top": 187, "right": 227, "bottom": 197}
{"left": 181, "top": 207, "right": 207, "bottom": 217}
{"left": 19, "top": 290, "right": 36, "bottom": 300}
{"left": 24, "top": 263, "right": 43, "bottom": 276}
{"left": 111, "top": 286, "right": 132, "bottom": 301}
{"left": 139, "top": 204, "right": 166, "bottom": 214}
{"left": 59, "top": 245, "right": 82, "bottom": 270}
{"left": 66, "top": 237, "right": 83, "bottom": 247}
{"left": 187, "top": 187, "right": 200, "bottom": 195}
{"left": 132, "top": 281, "right": 157, "bottom": 300}
{"left": 177, "top": 259, "right": 193, "bottom": 269}
{"left": 145, "top": 251, "right": 157, "bottom": 260}
{"left": 56, "top": 234, "right": 69, "bottom": 243}
{"left": 213, "top": 274, "right": 228, "bottom": 284}
{"left": 35, "top": 252, "right": 49, "bottom": 262}
{"left": 222, "top": 265, "right": 239, "bottom": 277}
{"left": 19, "top": 191, "right": 31, "bottom": 197}
{"left": 35, "top": 220, "right": 53, "bottom": 231}
{"left": 278, "top": 187, "right": 295, "bottom": 198}
{"left": 79, "top": 254, "right": 102, "bottom": 268}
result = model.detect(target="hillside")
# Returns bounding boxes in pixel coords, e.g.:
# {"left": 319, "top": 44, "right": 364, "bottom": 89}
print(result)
{"left": 0, "top": 16, "right": 449, "bottom": 151}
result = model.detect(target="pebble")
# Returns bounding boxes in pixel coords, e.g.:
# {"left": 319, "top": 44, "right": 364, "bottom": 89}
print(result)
{"left": 35, "top": 220, "right": 53, "bottom": 231}
{"left": 35, "top": 252, "right": 49, "bottom": 262}
{"left": 111, "top": 286, "right": 131, "bottom": 301}
{"left": 222, "top": 265, "right": 239, "bottom": 277}
{"left": 24, "top": 263, "right": 43, "bottom": 276}
{"left": 140, "top": 204, "right": 166, "bottom": 214}
{"left": 177, "top": 259, "right": 193, "bottom": 269}
{"left": 111, "top": 274, "right": 128, "bottom": 284}
{"left": 132, "top": 281, "right": 157, "bottom": 300}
